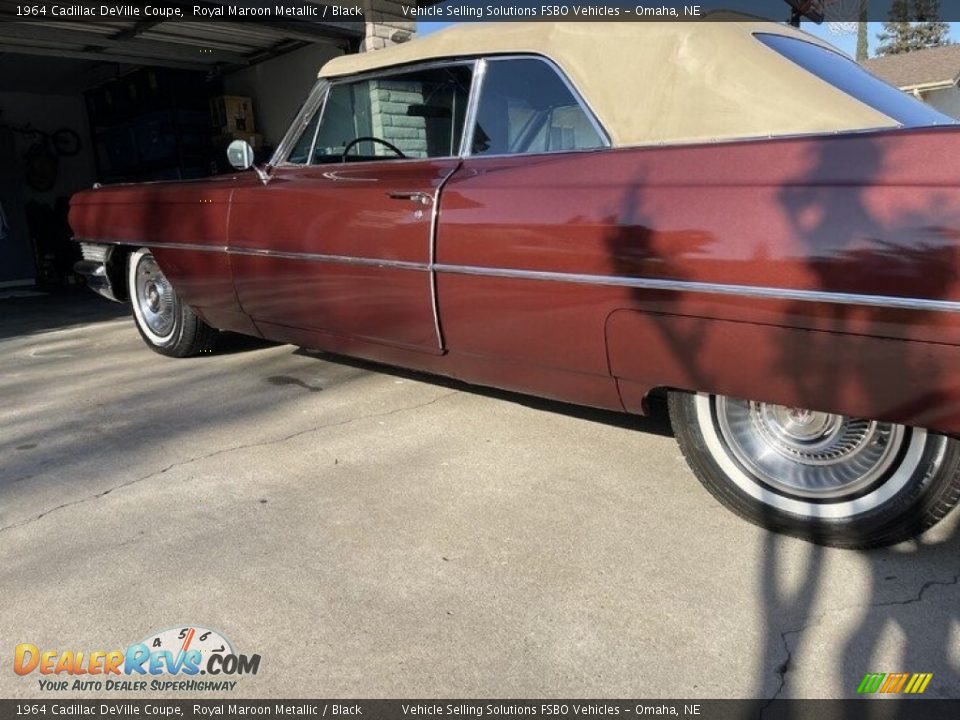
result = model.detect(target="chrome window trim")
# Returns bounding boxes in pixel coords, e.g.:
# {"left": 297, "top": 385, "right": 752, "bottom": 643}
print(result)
{"left": 324, "top": 58, "right": 478, "bottom": 86}
{"left": 463, "top": 53, "right": 612, "bottom": 158}
{"left": 73, "top": 237, "right": 960, "bottom": 315}
{"left": 271, "top": 78, "right": 330, "bottom": 167}
{"left": 276, "top": 155, "right": 461, "bottom": 169}
{"left": 278, "top": 123, "right": 949, "bottom": 165}
{"left": 271, "top": 49, "right": 946, "bottom": 165}
{"left": 531, "top": 55, "right": 611, "bottom": 148}
{"left": 278, "top": 59, "right": 479, "bottom": 166}
{"left": 605, "top": 123, "right": 951, "bottom": 151}
{"left": 753, "top": 32, "right": 955, "bottom": 129}
{"left": 273, "top": 53, "right": 611, "bottom": 167}
{"left": 304, "top": 83, "right": 332, "bottom": 165}
{"left": 456, "top": 145, "right": 614, "bottom": 163}
{"left": 459, "top": 57, "right": 487, "bottom": 158}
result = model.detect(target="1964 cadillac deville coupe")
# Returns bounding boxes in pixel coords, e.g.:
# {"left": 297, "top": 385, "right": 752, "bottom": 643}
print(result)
{"left": 70, "top": 19, "right": 960, "bottom": 548}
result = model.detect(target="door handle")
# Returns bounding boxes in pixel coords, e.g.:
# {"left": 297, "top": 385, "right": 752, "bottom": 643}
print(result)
{"left": 387, "top": 191, "right": 432, "bottom": 205}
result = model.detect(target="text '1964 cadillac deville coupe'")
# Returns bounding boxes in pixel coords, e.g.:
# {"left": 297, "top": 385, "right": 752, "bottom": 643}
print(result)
{"left": 70, "top": 19, "right": 960, "bottom": 548}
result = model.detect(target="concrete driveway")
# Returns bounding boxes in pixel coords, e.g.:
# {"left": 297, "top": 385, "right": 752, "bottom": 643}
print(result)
{"left": 1, "top": 292, "right": 958, "bottom": 700}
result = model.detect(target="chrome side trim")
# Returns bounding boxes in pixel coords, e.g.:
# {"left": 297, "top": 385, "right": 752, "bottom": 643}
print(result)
{"left": 73, "top": 238, "right": 229, "bottom": 253}
{"left": 230, "top": 246, "right": 428, "bottom": 271}
{"left": 73, "top": 238, "right": 428, "bottom": 271}
{"left": 433, "top": 263, "right": 960, "bottom": 314}
{"left": 165, "top": 241, "right": 228, "bottom": 253}
{"left": 74, "top": 237, "right": 960, "bottom": 314}
{"left": 429, "top": 165, "right": 462, "bottom": 350}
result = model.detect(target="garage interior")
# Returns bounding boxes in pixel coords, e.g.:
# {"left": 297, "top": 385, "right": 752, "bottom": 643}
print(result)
{"left": 0, "top": 2, "right": 383, "bottom": 292}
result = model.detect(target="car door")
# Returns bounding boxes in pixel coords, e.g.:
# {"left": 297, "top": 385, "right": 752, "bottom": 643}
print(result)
{"left": 230, "top": 62, "right": 474, "bottom": 354}
{"left": 433, "top": 57, "right": 619, "bottom": 407}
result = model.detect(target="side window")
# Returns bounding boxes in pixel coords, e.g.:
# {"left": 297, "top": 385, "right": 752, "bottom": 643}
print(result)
{"left": 292, "top": 64, "right": 473, "bottom": 164}
{"left": 755, "top": 33, "right": 953, "bottom": 128}
{"left": 471, "top": 58, "right": 605, "bottom": 156}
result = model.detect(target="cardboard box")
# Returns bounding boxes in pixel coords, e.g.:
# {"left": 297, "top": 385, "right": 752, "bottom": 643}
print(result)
{"left": 210, "top": 95, "right": 255, "bottom": 133}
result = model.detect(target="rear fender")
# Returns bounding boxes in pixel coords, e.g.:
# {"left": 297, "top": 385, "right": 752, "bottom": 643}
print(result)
{"left": 606, "top": 308, "right": 960, "bottom": 437}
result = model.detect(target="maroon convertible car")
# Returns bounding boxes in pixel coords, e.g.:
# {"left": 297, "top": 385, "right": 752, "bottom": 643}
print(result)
{"left": 71, "top": 19, "right": 960, "bottom": 548}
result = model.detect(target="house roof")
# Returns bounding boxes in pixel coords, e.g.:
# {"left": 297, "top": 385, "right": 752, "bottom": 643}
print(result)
{"left": 862, "top": 44, "right": 960, "bottom": 91}
{"left": 318, "top": 21, "right": 896, "bottom": 148}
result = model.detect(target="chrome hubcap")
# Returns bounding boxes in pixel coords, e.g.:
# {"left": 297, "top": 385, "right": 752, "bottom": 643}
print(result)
{"left": 135, "top": 256, "right": 175, "bottom": 339}
{"left": 146, "top": 283, "right": 162, "bottom": 312}
{"left": 715, "top": 397, "right": 906, "bottom": 499}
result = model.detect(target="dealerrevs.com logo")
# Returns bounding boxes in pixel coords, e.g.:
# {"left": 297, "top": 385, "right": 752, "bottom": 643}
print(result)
{"left": 14, "top": 625, "right": 260, "bottom": 692}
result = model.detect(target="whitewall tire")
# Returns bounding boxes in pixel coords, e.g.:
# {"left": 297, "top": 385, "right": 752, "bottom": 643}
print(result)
{"left": 128, "top": 248, "right": 218, "bottom": 358}
{"left": 669, "top": 391, "right": 960, "bottom": 548}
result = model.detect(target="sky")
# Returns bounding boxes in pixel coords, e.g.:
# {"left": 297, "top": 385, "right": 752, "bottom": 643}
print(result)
{"left": 417, "top": 21, "right": 960, "bottom": 58}
{"left": 805, "top": 21, "right": 960, "bottom": 56}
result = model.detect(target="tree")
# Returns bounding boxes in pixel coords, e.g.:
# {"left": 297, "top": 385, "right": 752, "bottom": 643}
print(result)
{"left": 876, "top": 0, "right": 951, "bottom": 55}
{"left": 877, "top": 0, "right": 916, "bottom": 55}
{"left": 856, "top": 2, "right": 869, "bottom": 61}
{"left": 913, "top": 0, "right": 950, "bottom": 48}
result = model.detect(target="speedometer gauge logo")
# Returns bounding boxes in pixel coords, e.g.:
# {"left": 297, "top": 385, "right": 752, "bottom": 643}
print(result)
{"left": 141, "top": 626, "right": 233, "bottom": 672}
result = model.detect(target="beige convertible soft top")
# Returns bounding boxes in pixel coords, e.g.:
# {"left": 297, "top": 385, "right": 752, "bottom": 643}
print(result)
{"left": 319, "top": 20, "right": 897, "bottom": 147}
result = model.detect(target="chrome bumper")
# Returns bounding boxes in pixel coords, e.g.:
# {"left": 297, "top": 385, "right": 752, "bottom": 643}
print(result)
{"left": 74, "top": 243, "right": 121, "bottom": 302}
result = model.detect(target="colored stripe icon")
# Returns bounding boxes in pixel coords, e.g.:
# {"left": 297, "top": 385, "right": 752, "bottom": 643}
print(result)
{"left": 857, "top": 672, "right": 933, "bottom": 694}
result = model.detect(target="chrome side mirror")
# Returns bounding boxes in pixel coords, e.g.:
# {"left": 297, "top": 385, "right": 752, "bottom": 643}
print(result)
{"left": 226, "top": 139, "right": 255, "bottom": 170}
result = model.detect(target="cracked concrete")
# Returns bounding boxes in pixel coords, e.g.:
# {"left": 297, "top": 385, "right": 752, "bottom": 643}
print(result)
{"left": 1, "top": 292, "right": 959, "bottom": 699}
{"left": 0, "top": 389, "right": 459, "bottom": 536}
{"left": 757, "top": 566, "right": 960, "bottom": 706}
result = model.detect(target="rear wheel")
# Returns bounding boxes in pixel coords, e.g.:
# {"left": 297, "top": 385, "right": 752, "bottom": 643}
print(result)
{"left": 128, "top": 248, "right": 218, "bottom": 358}
{"left": 669, "top": 391, "right": 960, "bottom": 548}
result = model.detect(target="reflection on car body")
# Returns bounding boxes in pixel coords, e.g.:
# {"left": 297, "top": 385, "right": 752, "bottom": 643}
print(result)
{"left": 70, "top": 19, "right": 960, "bottom": 548}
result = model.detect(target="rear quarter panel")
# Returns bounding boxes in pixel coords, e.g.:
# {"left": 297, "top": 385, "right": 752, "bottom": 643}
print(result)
{"left": 437, "top": 127, "right": 960, "bottom": 434}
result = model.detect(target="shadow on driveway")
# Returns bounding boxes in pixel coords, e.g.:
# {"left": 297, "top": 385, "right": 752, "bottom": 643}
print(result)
{"left": 0, "top": 287, "right": 128, "bottom": 340}
{"left": 297, "top": 347, "right": 675, "bottom": 439}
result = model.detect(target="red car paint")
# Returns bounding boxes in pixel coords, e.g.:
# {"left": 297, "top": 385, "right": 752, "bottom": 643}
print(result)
{"left": 69, "top": 126, "right": 960, "bottom": 435}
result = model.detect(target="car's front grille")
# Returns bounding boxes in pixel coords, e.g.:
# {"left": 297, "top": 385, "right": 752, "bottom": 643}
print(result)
{"left": 79, "top": 243, "right": 108, "bottom": 263}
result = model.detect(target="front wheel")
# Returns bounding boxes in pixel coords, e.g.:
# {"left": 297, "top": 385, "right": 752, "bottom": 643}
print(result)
{"left": 128, "top": 248, "right": 218, "bottom": 358}
{"left": 669, "top": 391, "right": 960, "bottom": 548}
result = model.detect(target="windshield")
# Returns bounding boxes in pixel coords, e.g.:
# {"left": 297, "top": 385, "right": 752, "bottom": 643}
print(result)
{"left": 756, "top": 33, "right": 955, "bottom": 128}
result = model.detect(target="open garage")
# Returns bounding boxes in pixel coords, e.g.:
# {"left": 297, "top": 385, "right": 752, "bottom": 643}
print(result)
{"left": 0, "top": 0, "right": 408, "bottom": 292}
